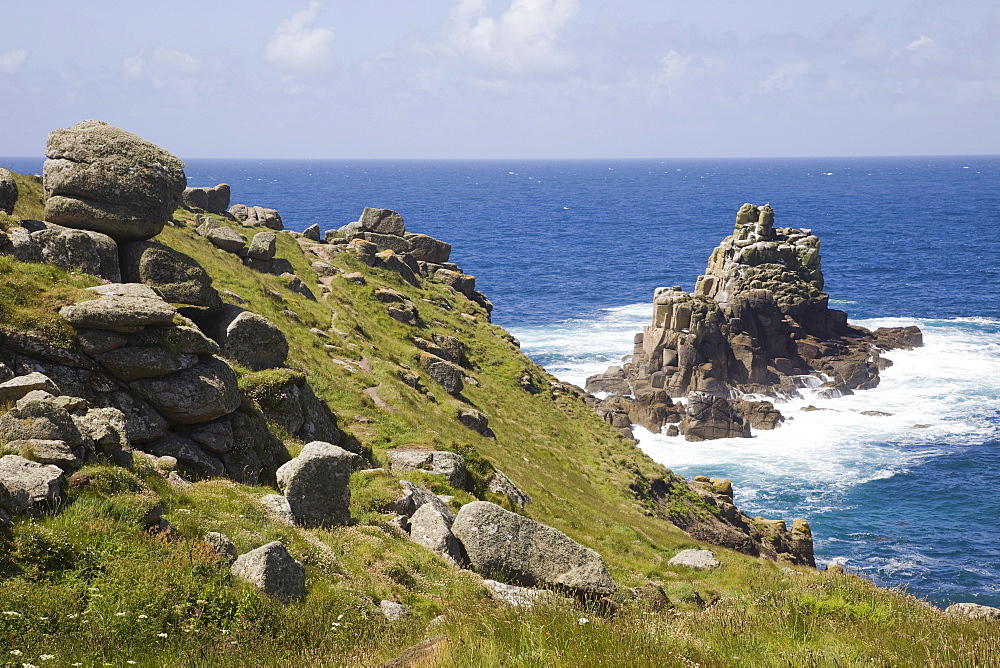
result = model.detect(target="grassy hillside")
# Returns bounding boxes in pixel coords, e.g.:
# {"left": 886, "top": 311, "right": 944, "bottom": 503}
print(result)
{"left": 0, "top": 195, "right": 996, "bottom": 665}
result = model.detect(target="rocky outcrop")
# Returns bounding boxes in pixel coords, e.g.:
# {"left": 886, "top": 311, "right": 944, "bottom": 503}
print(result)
{"left": 186, "top": 305, "right": 288, "bottom": 371}
{"left": 679, "top": 392, "right": 750, "bottom": 441}
{"left": 276, "top": 441, "right": 356, "bottom": 528}
{"left": 386, "top": 449, "right": 468, "bottom": 489}
{"left": 419, "top": 353, "right": 464, "bottom": 395}
{"left": 1, "top": 220, "right": 121, "bottom": 282}
{"left": 0, "top": 455, "right": 62, "bottom": 518}
{"left": 248, "top": 231, "right": 277, "bottom": 261}
{"left": 231, "top": 541, "right": 305, "bottom": 603}
{"left": 0, "top": 167, "right": 17, "bottom": 214}
{"left": 586, "top": 204, "right": 922, "bottom": 440}
{"left": 408, "top": 502, "right": 466, "bottom": 565}
{"left": 255, "top": 374, "right": 344, "bottom": 446}
{"left": 229, "top": 204, "right": 283, "bottom": 230}
{"left": 945, "top": 602, "right": 1000, "bottom": 620}
{"left": 452, "top": 501, "right": 616, "bottom": 597}
{"left": 182, "top": 184, "right": 230, "bottom": 214}
{"left": 43, "top": 120, "right": 185, "bottom": 241}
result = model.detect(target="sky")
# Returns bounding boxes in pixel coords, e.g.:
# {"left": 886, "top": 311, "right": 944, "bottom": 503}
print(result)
{"left": 1, "top": 0, "right": 998, "bottom": 159}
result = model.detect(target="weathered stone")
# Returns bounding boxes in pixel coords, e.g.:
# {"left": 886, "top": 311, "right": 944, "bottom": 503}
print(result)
{"left": 0, "top": 167, "right": 17, "bottom": 214}
{"left": 431, "top": 334, "right": 467, "bottom": 366}
{"left": 376, "top": 250, "right": 420, "bottom": 287}
{"left": 279, "top": 273, "right": 315, "bottom": 301}
{"left": 59, "top": 295, "right": 177, "bottom": 333}
{"left": 257, "top": 375, "right": 342, "bottom": 445}
{"left": 0, "top": 372, "right": 60, "bottom": 404}
{"left": 482, "top": 579, "right": 555, "bottom": 608}
{"left": 97, "top": 346, "right": 199, "bottom": 382}
{"left": 486, "top": 470, "right": 532, "bottom": 507}
{"left": 0, "top": 455, "right": 63, "bottom": 516}
{"left": 223, "top": 311, "right": 288, "bottom": 370}
{"left": 231, "top": 541, "right": 305, "bottom": 604}
{"left": 130, "top": 356, "right": 241, "bottom": 425}
{"left": 404, "top": 233, "right": 451, "bottom": 263}
{"left": 343, "top": 272, "right": 366, "bottom": 285}
{"left": 873, "top": 325, "right": 923, "bottom": 351}
{"left": 10, "top": 220, "right": 122, "bottom": 282}
{"left": 379, "top": 600, "right": 410, "bottom": 621}
{"left": 375, "top": 288, "right": 407, "bottom": 303}
{"left": 73, "top": 407, "right": 128, "bottom": 457}
{"left": 667, "top": 549, "right": 720, "bottom": 569}
{"left": 359, "top": 208, "right": 405, "bottom": 236}
{"left": 388, "top": 304, "right": 419, "bottom": 326}
{"left": 408, "top": 502, "right": 465, "bottom": 565}
{"left": 120, "top": 241, "right": 219, "bottom": 307}
{"left": 247, "top": 231, "right": 277, "bottom": 261}
{"left": 302, "top": 223, "right": 321, "bottom": 241}
{"left": 790, "top": 519, "right": 815, "bottom": 567}
{"left": 0, "top": 397, "right": 86, "bottom": 448}
{"left": 275, "top": 441, "right": 355, "bottom": 528}
{"left": 100, "top": 391, "right": 169, "bottom": 444}
{"left": 204, "top": 531, "right": 238, "bottom": 565}
{"left": 394, "top": 480, "right": 456, "bottom": 521}
{"left": 43, "top": 120, "right": 186, "bottom": 240}
{"left": 456, "top": 408, "right": 492, "bottom": 436}
{"left": 206, "top": 226, "right": 247, "bottom": 253}
{"left": 147, "top": 432, "right": 225, "bottom": 478}
{"left": 8, "top": 439, "right": 81, "bottom": 471}
{"left": 259, "top": 494, "right": 296, "bottom": 525}
{"left": 419, "top": 353, "right": 464, "bottom": 395}
{"left": 182, "top": 184, "right": 230, "bottom": 214}
{"left": 337, "top": 221, "right": 364, "bottom": 239}
{"left": 362, "top": 231, "right": 410, "bottom": 254}
{"left": 434, "top": 269, "right": 476, "bottom": 299}
{"left": 452, "top": 501, "right": 616, "bottom": 596}
{"left": 386, "top": 450, "right": 468, "bottom": 489}
{"left": 945, "top": 602, "right": 1000, "bottom": 620}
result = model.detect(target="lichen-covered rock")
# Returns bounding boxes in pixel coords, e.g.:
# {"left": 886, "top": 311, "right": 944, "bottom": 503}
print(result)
{"left": 404, "top": 233, "right": 451, "bottom": 263}
{"left": 59, "top": 294, "right": 177, "bottom": 333}
{"left": 223, "top": 311, "right": 288, "bottom": 371}
{"left": 408, "top": 502, "right": 465, "bottom": 565}
{"left": 43, "top": 120, "right": 186, "bottom": 240}
{"left": 359, "top": 208, "right": 406, "bottom": 236}
{"left": 0, "top": 396, "right": 87, "bottom": 449}
{"left": 147, "top": 432, "right": 226, "bottom": 478}
{"left": 945, "top": 602, "right": 1000, "bottom": 620}
{"left": 667, "top": 549, "right": 720, "bottom": 570}
{"left": 275, "top": 441, "right": 355, "bottom": 528}
{"left": 130, "top": 356, "right": 241, "bottom": 425}
{"left": 0, "top": 455, "right": 63, "bottom": 516}
{"left": 205, "top": 531, "right": 238, "bottom": 565}
{"left": 379, "top": 600, "right": 410, "bottom": 621}
{"left": 182, "top": 184, "right": 230, "bottom": 214}
{"left": 259, "top": 494, "right": 296, "bottom": 525}
{"left": 7, "top": 439, "right": 81, "bottom": 471}
{"left": 247, "top": 231, "right": 277, "bottom": 261}
{"left": 229, "top": 205, "right": 283, "bottom": 230}
{"left": 419, "top": 353, "right": 464, "bottom": 395}
{"left": 256, "top": 374, "right": 342, "bottom": 445}
{"left": 230, "top": 541, "right": 305, "bottom": 604}
{"left": 452, "top": 501, "right": 616, "bottom": 597}
{"left": 0, "top": 167, "right": 17, "bottom": 214}
{"left": 386, "top": 450, "right": 467, "bottom": 490}
{"left": 97, "top": 346, "right": 199, "bottom": 382}
{"left": 456, "top": 408, "right": 492, "bottom": 436}
{"left": 0, "top": 372, "right": 60, "bottom": 404}
{"left": 206, "top": 226, "right": 247, "bottom": 253}
{"left": 120, "top": 241, "right": 220, "bottom": 307}
{"left": 362, "top": 231, "right": 410, "bottom": 254}
{"left": 486, "top": 470, "right": 532, "bottom": 507}
{"left": 9, "top": 220, "right": 121, "bottom": 282}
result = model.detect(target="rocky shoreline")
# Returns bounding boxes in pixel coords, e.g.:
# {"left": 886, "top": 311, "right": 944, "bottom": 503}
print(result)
{"left": 584, "top": 203, "right": 923, "bottom": 442}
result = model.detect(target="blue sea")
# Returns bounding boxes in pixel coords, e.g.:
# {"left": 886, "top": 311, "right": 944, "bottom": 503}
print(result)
{"left": 4, "top": 155, "right": 999, "bottom": 609}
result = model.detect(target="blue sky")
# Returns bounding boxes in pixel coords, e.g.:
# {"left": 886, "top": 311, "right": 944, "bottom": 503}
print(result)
{"left": 2, "top": 0, "right": 997, "bottom": 158}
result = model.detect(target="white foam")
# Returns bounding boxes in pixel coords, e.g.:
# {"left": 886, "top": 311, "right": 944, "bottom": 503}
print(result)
{"left": 514, "top": 309, "right": 1000, "bottom": 518}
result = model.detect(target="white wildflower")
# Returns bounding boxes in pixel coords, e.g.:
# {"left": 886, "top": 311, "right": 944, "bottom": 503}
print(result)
{"left": 138, "top": 614, "right": 148, "bottom": 619}
{"left": 9, "top": 650, "right": 22, "bottom": 655}
{"left": 578, "top": 617, "right": 589, "bottom": 625}
{"left": 115, "top": 612, "right": 127, "bottom": 616}
{"left": 157, "top": 633, "right": 168, "bottom": 638}
{"left": 1, "top": 611, "right": 22, "bottom": 616}
{"left": 40, "top": 656, "right": 55, "bottom": 662}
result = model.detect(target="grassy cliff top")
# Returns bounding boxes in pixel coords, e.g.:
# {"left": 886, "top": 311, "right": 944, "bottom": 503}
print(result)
{"left": 0, "top": 184, "right": 995, "bottom": 666}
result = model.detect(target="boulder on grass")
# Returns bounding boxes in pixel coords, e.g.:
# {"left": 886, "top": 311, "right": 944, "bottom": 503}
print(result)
{"left": 386, "top": 450, "right": 467, "bottom": 489}
{"left": 0, "top": 455, "right": 63, "bottom": 516}
{"left": 419, "top": 353, "right": 464, "bottom": 395}
{"left": 945, "top": 602, "right": 1000, "bottom": 621}
{"left": 231, "top": 541, "right": 305, "bottom": 604}
{"left": 120, "top": 241, "right": 220, "bottom": 307}
{"left": 667, "top": 549, "right": 720, "bottom": 570}
{"left": 275, "top": 441, "right": 355, "bottom": 528}
{"left": 0, "top": 167, "right": 17, "bottom": 214}
{"left": 451, "top": 501, "right": 616, "bottom": 597}
{"left": 408, "top": 502, "right": 465, "bottom": 565}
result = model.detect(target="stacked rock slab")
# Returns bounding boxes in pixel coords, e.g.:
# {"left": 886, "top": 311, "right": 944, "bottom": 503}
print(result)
{"left": 43, "top": 120, "right": 186, "bottom": 241}
{"left": 182, "top": 184, "right": 230, "bottom": 214}
{"left": 586, "top": 204, "right": 922, "bottom": 439}
{"left": 1, "top": 219, "right": 121, "bottom": 282}
{"left": 0, "top": 167, "right": 17, "bottom": 214}
{"left": 1, "top": 283, "right": 294, "bottom": 483}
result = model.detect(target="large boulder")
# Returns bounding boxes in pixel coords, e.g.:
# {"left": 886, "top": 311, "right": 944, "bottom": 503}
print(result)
{"left": 42, "top": 120, "right": 186, "bottom": 241}
{"left": 97, "top": 345, "right": 199, "bottom": 382}
{"left": 451, "top": 501, "right": 616, "bottom": 597}
{"left": 130, "top": 356, "right": 241, "bottom": 425}
{"left": 679, "top": 392, "right": 751, "bottom": 441}
{"left": 275, "top": 441, "right": 355, "bottom": 528}
{"left": 0, "top": 372, "right": 60, "bottom": 404}
{"left": 419, "top": 353, "right": 464, "bottom": 395}
{"left": 945, "top": 602, "right": 1000, "bottom": 620}
{"left": 206, "top": 226, "right": 247, "bottom": 253}
{"left": 229, "top": 204, "right": 283, "bottom": 230}
{"left": 120, "top": 241, "right": 220, "bottom": 307}
{"left": 667, "top": 549, "right": 720, "bottom": 570}
{"left": 59, "top": 294, "right": 177, "bottom": 333}
{"left": 247, "top": 231, "right": 277, "bottom": 261}
{"left": 404, "top": 233, "right": 450, "bottom": 263}
{"left": 223, "top": 311, "right": 289, "bottom": 371}
{"left": 230, "top": 541, "right": 305, "bottom": 604}
{"left": 409, "top": 502, "right": 465, "bottom": 565}
{"left": 0, "top": 167, "right": 17, "bottom": 214}
{"left": 0, "top": 395, "right": 87, "bottom": 449}
{"left": 386, "top": 450, "right": 468, "bottom": 489}
{"left": 0, "top": 455, "right": 63, "bottom": 516}
{"left": 358, "top": 207, "right": 405, "bottom": 236}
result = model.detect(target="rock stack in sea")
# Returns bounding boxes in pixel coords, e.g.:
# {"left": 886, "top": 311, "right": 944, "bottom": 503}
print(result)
{"left": 586, "top": 203, "right": 923, "bottom": 441}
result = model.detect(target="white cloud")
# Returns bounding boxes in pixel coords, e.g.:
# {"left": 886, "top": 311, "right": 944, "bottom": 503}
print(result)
{"left": 0, "top": 49, "right": 29, "bottom": 74}
{"left": 906, "top": 35, "right": 936, "bottom": 52}
{"left": 264, "top": 1, "right": 334, "bottom": 72}
{"left": 152, "top": 47, "right": 202, "bottom": 73}
{"left": 122, "top": 54, "right": 146, "bottom": 79}
{"left": 440, "top": 0, "right": 580, "bottom": 74}
{"left": 758, "top": 62, "right": 810, "bottom": 94}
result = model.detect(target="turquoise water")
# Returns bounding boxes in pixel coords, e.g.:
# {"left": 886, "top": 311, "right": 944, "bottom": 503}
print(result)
{"left": 3, "top": 155, "right": 998, "bottom": 607}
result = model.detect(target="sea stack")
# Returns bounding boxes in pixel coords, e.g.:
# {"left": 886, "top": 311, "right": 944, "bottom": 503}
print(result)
{"left": 586, "top": 203, "right": 923, "bottom": 440}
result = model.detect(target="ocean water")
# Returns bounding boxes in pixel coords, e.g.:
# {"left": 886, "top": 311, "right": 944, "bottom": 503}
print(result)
{"left": 3, "top": 155, "right": 998, "bottom": 608}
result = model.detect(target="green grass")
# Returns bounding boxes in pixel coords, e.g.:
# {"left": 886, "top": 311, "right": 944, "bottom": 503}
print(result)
{"left": 0, "top": 255, "right": 98, "bottom": 347}
{"left": 0, "top": 192, "right": 996, "bottom": 665}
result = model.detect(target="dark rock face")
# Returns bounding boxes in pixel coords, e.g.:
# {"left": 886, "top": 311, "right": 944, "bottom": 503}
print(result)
{"left": 121, "top": 241, "right": 220, "bottom": 307}
{"left": 588, "top": 204, "right": 922, "bottom": 440}
{"left": 679, "top": 392, "right": 750, "bottom": 441}
{"left": 43, "top": 120, "right": 186, "bottom": 241}
{"left": 0, "top": 168, "right": 17, "bottom": 214}
{"left": 452, "top": 501, "right": 616, "bottom": 597}
{"left": 419, "top": 352, "right": 464, "bottom": 395}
